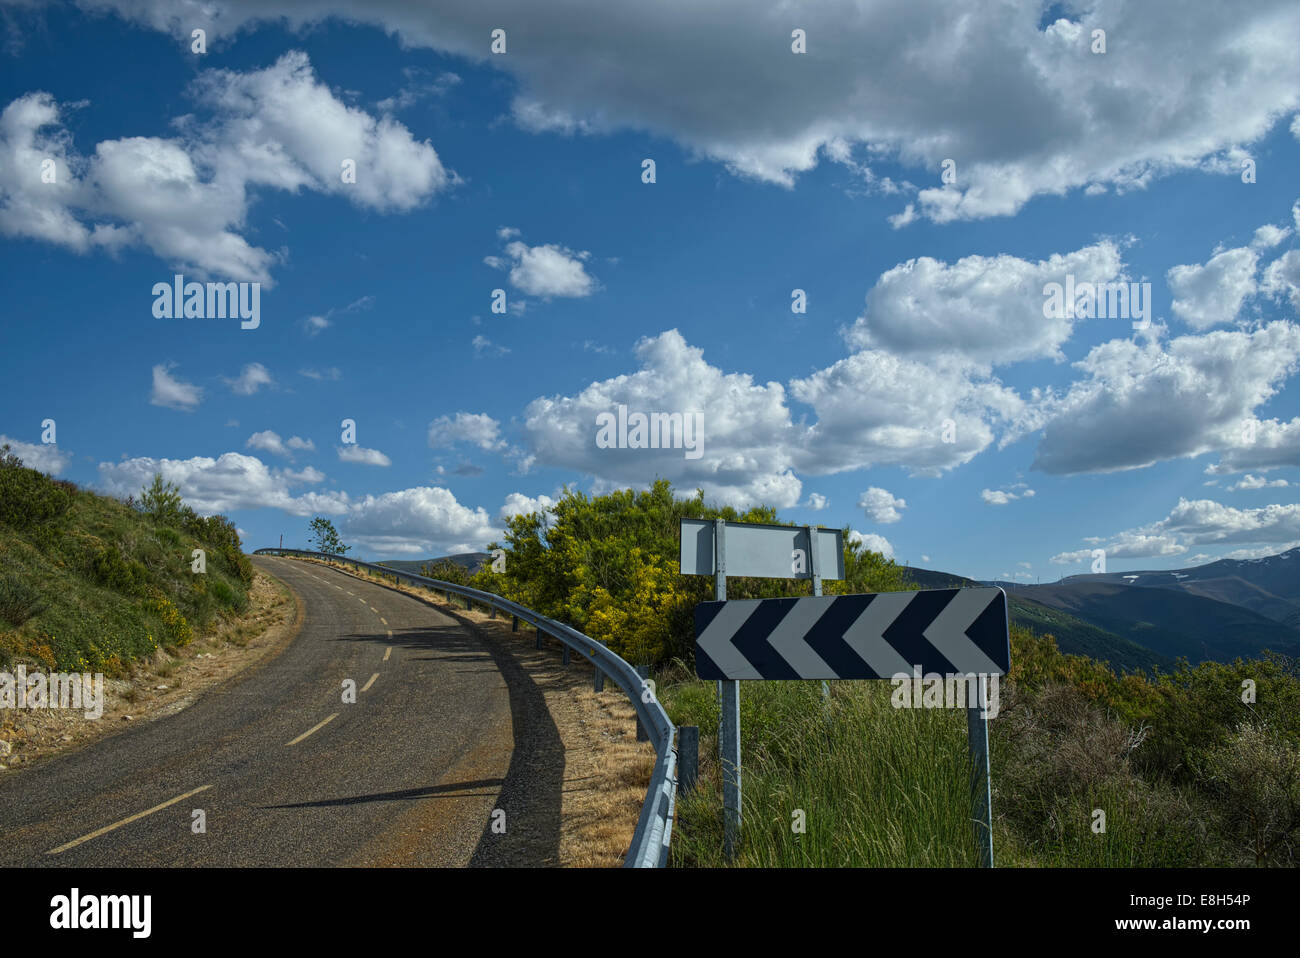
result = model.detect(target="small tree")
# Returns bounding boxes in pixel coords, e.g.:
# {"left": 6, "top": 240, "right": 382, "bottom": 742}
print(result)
{"left": 140, "top": 473, "right": 185, "bottom": 523}
{"left": 421, "top": 558, "right": 471, "bottom": 585}
{"left": 308, "top": 516, "right": 350, "bottom": 557}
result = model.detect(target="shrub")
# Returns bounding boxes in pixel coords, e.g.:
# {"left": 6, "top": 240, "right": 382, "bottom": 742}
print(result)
{"left": 0, "top": 460, "right": 73, "bottom": 529}
{"left": 209, "top": 578, "right": 246, "bottom": 612}
{"left": 88, "top": 544, "right": 148, "bottom": 595}
{"left": 421, "top": 559, "right": 472, "bottom": 585}
{"left": 146, "top": 594, "right": 194, "bottom": 647}
{"left": 1199, "top": 722, "right": 1300, "bottom": 866}
{"left": 0, "top": 573, "right": 44, "bottom": 625}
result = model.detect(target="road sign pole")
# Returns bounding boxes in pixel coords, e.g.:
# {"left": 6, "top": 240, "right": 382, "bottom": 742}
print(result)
{"left": 966, "top": 677, "right": 994, "bottom": 868}
{"left": 715, "top": 518, "right": 741, "bottom": 861}
{"left": 808, "top": 525, "right": 829, "bottom": 705}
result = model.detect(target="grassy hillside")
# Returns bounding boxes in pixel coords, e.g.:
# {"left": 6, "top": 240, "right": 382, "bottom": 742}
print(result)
{"left": 0, "top": 447, "right": 253, "bottom": 673}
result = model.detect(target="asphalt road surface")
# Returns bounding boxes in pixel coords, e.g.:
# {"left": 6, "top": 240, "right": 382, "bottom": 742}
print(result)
{"left": 0, "top": 556, "right": 566, "bottom": 867}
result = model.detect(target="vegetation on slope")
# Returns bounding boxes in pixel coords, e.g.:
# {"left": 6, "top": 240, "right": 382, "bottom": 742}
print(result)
{"left": 0, "top": 447, "right": 253, "bottom": 674}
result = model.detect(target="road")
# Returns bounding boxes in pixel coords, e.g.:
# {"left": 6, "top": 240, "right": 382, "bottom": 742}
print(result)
{"left": 0, "top": 556, "right": 566, "bottom": 867}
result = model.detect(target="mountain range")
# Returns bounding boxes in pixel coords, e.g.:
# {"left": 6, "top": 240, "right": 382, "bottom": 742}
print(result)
{"left": 905, "top": 547, "right": 1300, "bottom": 670}
{"left": 375, "top": 553, "right": 492, "bottom": 576}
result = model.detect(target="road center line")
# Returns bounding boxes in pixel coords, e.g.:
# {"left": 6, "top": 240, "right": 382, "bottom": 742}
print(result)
{"left": 287, "top": 712, "right": 339, "bottom": 746}
{"left": 361, "top": 673, "right": 380, "bottom": 692}
{"left": 47, "top": 784, "right": 213, "bottom": 855}
{"left": 383, "top": 646, "right": 392, "bottom": 662}
{"left": 379, "top": 617, "right": 388, "bottom": 626}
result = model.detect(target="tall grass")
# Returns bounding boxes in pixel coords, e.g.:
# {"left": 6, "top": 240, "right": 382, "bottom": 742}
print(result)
{"left": 659, "top": 641, "right": 1300, "bottom": 867}
{"left": 664, "top": 678, "right": 983, "bottom": 866}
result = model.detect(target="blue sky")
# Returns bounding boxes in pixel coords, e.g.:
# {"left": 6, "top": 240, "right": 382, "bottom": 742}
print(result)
{"left": 2, "top": 0, "right": 1300, "bottom": 582}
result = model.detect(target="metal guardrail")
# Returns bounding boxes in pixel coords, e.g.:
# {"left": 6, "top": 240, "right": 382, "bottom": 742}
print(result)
{"left": 252, "top": 547, "right": 677, "bottom": 868}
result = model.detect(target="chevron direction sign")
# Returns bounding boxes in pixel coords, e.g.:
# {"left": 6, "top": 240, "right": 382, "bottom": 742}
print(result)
{"left": 695, "top": 587, "right": 1009, "bottom": 681}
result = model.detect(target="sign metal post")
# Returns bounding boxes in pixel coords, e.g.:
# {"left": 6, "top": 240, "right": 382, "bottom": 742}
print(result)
{"left": 685, "top": 517, "right": 1006, "bottom": 866}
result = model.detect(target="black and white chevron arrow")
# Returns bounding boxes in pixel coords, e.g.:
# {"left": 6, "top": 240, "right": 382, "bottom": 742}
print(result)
{"left": 694, "top": 588, "right": 1009, "bottom": 680}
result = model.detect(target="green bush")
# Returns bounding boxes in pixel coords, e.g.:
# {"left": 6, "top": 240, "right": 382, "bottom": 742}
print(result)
{"left": 209, "top": 578, "right": 247, "bottom": 613}
{"left": 420, "top": 558, "right": 472, "bottom": 585}
{"left": 474, "top": 479, "right": 910, "bottom": 665}
{"left": 0, "top": 573, "right": 43, "bottom": 625}
{"left": 87, "top": 544, "right": 148, "bottom": 595}
{"left": 1199, "top": 722, "right": 1300, "bottom": 865}
{"left": 0, "top": 460, "right": 73, "bottom": 529}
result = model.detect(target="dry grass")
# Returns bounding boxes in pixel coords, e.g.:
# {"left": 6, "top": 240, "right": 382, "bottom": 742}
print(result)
{"left": 306, "top": 558, "right": 657, "bottom": 867}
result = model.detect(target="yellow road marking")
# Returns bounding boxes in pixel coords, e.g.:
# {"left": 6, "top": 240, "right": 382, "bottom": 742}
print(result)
{"left": 361, "top": 673, "right": 379, "bottom": 692}
{"left": 47, "top": 784, "right": 213, "bottom": 855}
{"left": 379, "top": 617, "right": 388, "bottom": 626}
{"left": 383, "top": 647, "right": 392, "bottom": 662}
{"left": 287, "top": 712, "right": 339, "bottom": 746}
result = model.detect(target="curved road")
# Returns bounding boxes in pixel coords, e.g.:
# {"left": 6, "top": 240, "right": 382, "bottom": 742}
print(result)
{"left": 0, "top": 557, "right": 566, "bottom": 867}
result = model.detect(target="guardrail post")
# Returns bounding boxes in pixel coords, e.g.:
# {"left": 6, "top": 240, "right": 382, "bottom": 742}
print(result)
{"left": 562, "top": 644, "right": 570, "bottom": 667}
{"left": 489, "top": 605, "right": 497, "bottom": 620}
{"left": 678, "top": 726, "right": 699, "bottom": 794}
{"left": 511, "top": 615, "right": 519, "bottom": 632}
{"left": 593, "top": 666, "right": 604, "bottom": 692}
{"left": 635, "top": 666, "right": 650, "bottom": 742}
{"left": 535, "top": 627, "right": 543, "bottom": 650}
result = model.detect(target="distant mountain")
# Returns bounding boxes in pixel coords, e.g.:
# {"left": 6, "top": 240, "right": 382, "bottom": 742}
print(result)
{"left": 1014, "top": 579, "right": 1300, "bottom": 664}
{"left": 1059, "top": 546, "right": 1300, "bottom": 629}
{"left": 377, "top": 552, "right": 491, "bottom": 576}
{"left": 902, "top": 566, "right": 1170, "bottom": 673}
{"left": 902, "top": 566, "right": 977, "bottom": 590}
{"left": 1006, "top": 594, "right": 1175, "bottom": 674}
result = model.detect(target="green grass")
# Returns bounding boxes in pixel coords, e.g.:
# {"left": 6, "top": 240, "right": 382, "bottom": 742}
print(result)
{"left": 657, "top": 629, "right": 1300, "bottom": 867}
{"left": 663, "top": 678, "right": 983, "bottom": 866}
{"left": 0, "top": 457, "right": 254, "bottom": 673}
